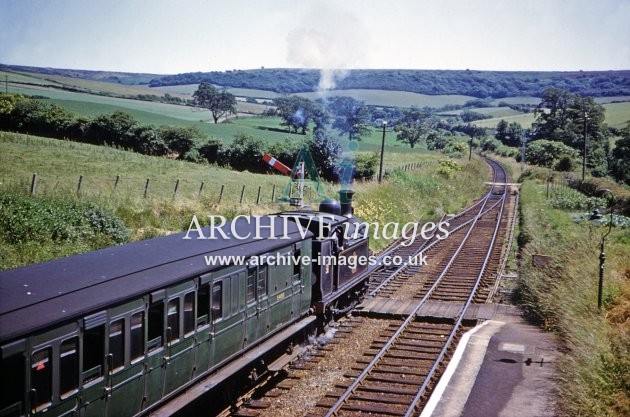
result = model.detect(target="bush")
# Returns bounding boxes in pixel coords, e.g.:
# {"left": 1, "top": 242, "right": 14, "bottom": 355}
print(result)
{"left": 354, "top": 153, "right": 379, "bottom": 180}
{"left": 198, "top": 139, "right": 223, "bottom": 164}
{"left": 437, "top": 158, "right": 463, "bottom": 179}
{"left": 548, "top": 189, "right": 606, "bottom": 211}
{"left": 0, "top": 192, "right": 130, "bottom": 245}
{"left": 524, "top": 139, "right": 579, "bottom": 168}
{"left": 223, "top": 133, "right": 266, "bottom": 172}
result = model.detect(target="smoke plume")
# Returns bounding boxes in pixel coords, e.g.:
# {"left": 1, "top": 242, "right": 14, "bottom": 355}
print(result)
{"left": 286, "top": 4, "right": 369, "bottom": 91}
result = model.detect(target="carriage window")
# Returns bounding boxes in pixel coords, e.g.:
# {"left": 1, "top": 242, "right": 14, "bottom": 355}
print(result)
{"left": 257, "top": 267, "right": 267, "bottom": 296}
{"left": 109, "top": 320, "right": 124, "bottom": 371}
{"left": 293, "top": 249, "right": 301, "bottom": 276}
{"left": 211, "top": 281, "right": 222, "bottom": 321}
{"left": 83, "top": 325, "right": 104, "bottom": 383}
{"left": 246, "top": 268, "right": 256, "bottom": 302}
{"left": 59, "top": 338, "right": 79, "bottom": 397}
{"left": 197, "top": 284, "right": 210, "bottom": 325}
{"left": 148, "top": 301, "right": 164, "bottom": 351}
{"left": 167, "top": 299, "right": 180, "bottom": 342}
{"left": 184, "top": 292, "right": 195, "bottom": 336}
{"left": 130, "top": 312, "right": 144, "bottom": 361}
{"left": 31, "top": 348, "right": 52, "bottom": 410}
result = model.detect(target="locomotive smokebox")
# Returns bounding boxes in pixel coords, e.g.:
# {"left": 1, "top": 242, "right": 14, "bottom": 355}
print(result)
{"left": 319, "top": 198, "right": 342, "bottom": 215}
{"left": 339, "top": 189, "right": 355, "bottom": 217}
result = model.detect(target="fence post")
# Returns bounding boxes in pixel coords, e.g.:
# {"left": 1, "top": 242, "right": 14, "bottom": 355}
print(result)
{"left": 77, "top": 175, "right": 83, "bottom": 196}
{"left": 198, "top": 181, "right": 205, "bottom": 198}
{"left": 218, "top": 184, "right": 225, "bottom": 204}
{"left": 143, "top": 178, "right": 150, "bottom": 198}
{"left": 271, "top": 184, "right": 276, "bottom": 202}
{"left": 172, "top": 179, "right": 180, "bottom": 201}
{"left": 114, "top": 175, "right": 120, "bottom": 192}
{"left": 30, "top": 173, "right": 38, "bottom": 196}
{"left": 240, "top": 185, "right": 246, "bottom": 204}
{"left": 256, "top": 186, "right": 261, "bottom": 205}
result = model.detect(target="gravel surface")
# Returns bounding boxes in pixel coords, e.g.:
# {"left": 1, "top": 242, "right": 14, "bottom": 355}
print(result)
{"left": 253, "top": 317, "right": 391, "bottom": 417}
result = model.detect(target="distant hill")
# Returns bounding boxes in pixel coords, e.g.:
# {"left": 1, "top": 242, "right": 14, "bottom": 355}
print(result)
{"left": 147, "top": 68, "right": 630, "bottom": 98}
{"left": 0, "top": 64, "right": 159, "bottom": 85}
{"left": 2, "top": 63, "right": 629, "bottom": 99}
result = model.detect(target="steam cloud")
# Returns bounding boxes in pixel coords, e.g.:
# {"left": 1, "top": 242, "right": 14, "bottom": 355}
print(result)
{"left": 286, "top": 4, "right": 369, "bottom": 91}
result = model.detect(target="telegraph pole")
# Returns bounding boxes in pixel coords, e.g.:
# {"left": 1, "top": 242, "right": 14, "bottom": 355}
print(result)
{"left": 582, "top": 105, "right": 589, "bottom": 182}
{"left": 378, "top": 121, "right": 387, "bottom": 183}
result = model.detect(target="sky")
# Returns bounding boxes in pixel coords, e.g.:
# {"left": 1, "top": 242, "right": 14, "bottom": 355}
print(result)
{"left": 0, "top": 0, "right": 629, "bottom": 74}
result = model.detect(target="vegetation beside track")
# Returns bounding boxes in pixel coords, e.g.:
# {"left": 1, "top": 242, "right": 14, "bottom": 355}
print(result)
{"left": 516, "top": 177, "right": 630, "bottom": 417}
{"left": 0, "top": 131, "right": 488, "bottom": 269}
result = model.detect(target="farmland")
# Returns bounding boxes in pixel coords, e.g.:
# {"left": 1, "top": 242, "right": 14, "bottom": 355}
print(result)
{"left": 4, "top": 67, "right": 630, "bottom": 138}
{"left": 0, "top": 130, "right": 486, "bottom": 268}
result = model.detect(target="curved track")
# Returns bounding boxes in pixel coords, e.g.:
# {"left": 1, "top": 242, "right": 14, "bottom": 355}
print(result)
{"left": 225, "top": 158, "right": 515, "bottom": 417}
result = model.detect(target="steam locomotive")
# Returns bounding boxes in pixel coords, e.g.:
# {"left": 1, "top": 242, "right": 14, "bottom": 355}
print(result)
{"left": 0, "top": 196, "right": 370, "bottom": 417}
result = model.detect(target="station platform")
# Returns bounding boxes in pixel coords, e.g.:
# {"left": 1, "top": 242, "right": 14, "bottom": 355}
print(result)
{"left": 420, "top": 304, "right": 560, "bottom": 417}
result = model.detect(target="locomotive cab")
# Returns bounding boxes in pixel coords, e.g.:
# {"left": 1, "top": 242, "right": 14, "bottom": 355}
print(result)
{"left": 281, "top": 210, "right": 370, "bottom": 316}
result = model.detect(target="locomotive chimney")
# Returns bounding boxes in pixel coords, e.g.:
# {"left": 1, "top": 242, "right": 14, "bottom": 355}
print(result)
{"left": 339, "top": 189, "right": 354, "bottom": 217}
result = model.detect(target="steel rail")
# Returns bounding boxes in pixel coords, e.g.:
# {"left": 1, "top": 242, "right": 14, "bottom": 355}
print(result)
{"left": 322, "top": 161, "right": 507, "bottom": 417}
{"left": 368, "top": 161, "right": 505, "bottom": 297}
{"left": 403, "top": 168, "right": 508, "bottom": 417}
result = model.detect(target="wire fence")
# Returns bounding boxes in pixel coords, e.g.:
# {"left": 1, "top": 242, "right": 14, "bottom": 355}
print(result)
{"left": 1, "top": 161, "right": 433, "bottom": 206}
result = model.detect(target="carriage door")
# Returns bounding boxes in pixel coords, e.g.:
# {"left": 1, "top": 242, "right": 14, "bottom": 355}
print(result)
{"left": 244, "top": 262, "right": 269, "bottom": 347}
{"left": 82, "top": 311, "right": 108, "bottom": 417}
{"left": 163, "top": 282, "right": 197, "bottom": 396}
{"left": 1, "top": 339, "right": 25, "bottom": 417}
{"left": 291, "top": 241, "right": 312, "bottom": 319}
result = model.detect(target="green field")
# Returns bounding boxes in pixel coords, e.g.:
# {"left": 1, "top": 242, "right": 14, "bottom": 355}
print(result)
{"left": 438, "top": 106, "right": 524, "bottom": 118}
{"left": 2, "top": 69, "right": 184, "bottom": 98}
{"left": 0, "top": 130, "right": 488, "bottom": 267}
{"left": 603, "top": 101, "right": 630, "bottom": 128}
{"left": 154, "top": 83, "right": 479, "bottom": 107}
{"left": 475, "top": 101, "right": 630, "bottom": 130}
{"left": 6, "top": 70, "right": 629, "bottom": 141}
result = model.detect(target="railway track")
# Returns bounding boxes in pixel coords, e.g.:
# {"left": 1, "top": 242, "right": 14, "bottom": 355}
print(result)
{"left": 225, "top": 158, "right": 515, "bottom": 417}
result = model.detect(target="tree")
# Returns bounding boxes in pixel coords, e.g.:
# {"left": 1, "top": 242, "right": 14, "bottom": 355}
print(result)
{"left": 504, "top": 122, "right": 523, "bottom": 147}
{"left": 328, "top": 96, "right": 372, "bottom": 141}
{"left": 192, "top": 82, "right": 237, "bottom": 124}
{"left": 309, "top": 129, "right": 341, "bottom": 181}
{"left": 495, "top": 119, "right": 509, "bottom": 144}
{"left": 523, "top": 139, "right": 579, "bottom": 169}
{"left": 273, "top": 96, "right": 321, "bottom": 134}
{"left": 533, "top": 88, "right": 573, "bottom": 142}
{"left": 610, "top": 122, "right": 630, "bottom": 185}
{"left": 393, "top": 108, "right": 436, "bottom": 149}
{"left": 532, "top": 88, "right": 609, "bottom": 176}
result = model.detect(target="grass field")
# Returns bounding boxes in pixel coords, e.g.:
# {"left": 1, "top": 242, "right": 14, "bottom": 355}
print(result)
{"left": 603, "top": 101, "right": 630, "bottom": 128}
{"left": 6, "top": 71, "right": 629, "bottom": 141}
{"left": 0, "top": 131, "right": 488, "bottom": 268}
{"left": 474, "top": 112, "right": 538, "bottom": 129}
{"left": 438, "top": 106, "right": 524, "bottom": 118}
{"left": 152, "top": 83, "right": 480, "bottom": 107}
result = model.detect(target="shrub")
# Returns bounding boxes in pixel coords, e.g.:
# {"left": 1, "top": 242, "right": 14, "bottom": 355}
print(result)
{"left": 223, "top": 133, "right": 266, "bottom": 172}
{"left": 354, "top": 153, "right": 379, "bottom": 180}
{"left": 524, "top": 139, "right": 579, "bottom": 168}
{"left": 437, "top": 158, "right": 463, "bottom": 179}
{"left": 0, "top": 191, "right": 130, "bottom": 245}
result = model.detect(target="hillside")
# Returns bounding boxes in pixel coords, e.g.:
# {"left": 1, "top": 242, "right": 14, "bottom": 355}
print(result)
{"left": 0, "top": 64, "right": 159, "bottom": 85}
{"left": 146, "top": 68, "right": 630, "bottom": 98}
{"left": 3, "top": 64, "right": 629, "bottom": 99}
